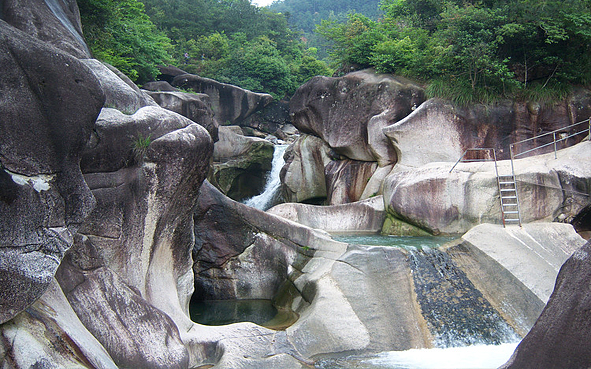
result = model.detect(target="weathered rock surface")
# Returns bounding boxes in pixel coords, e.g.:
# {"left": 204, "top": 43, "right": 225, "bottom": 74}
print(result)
{"left": 501, "top": 239, "right": 591, "bottom": 369}
{"left": 325, "top": 159, "right": 378, "bottom": 205}
{"left": 268, "top": 196, "right": 385, "bottom": 234}
{"left": 1, "top": 0, "right": 90, "bottom": 57}
{"left": 290, "top": 69, "right": 425, "bottom": 165}
{"left": 242, "top": 99, "right": 293, "bottom": 136}
{"left": 384, "top": 97, "right": 591, "bottom": 170}
{"left": 446, "top": 223, "right": 586, "bottom": 336}
{"left": 172, "top": 73, "right": 273, "bottom": 126}
{"left": 0, "top": 19, "right": 104, "bottom": 324}
{"left": 383, "top": 140, "right": 591, "bottom": 235}
{"left": 209, "top": 126, "right": 274, "bottom": 201}
{"left": 82, "top": 59, "right": 157, "bottom": 115}
{"left": 144, "top": 90, "right": 219, "bottom": 140}
{"left": 281, "top": 134, "right": 332, "bottom": 203}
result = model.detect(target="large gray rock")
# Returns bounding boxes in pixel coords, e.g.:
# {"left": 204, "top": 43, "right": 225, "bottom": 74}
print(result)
{"left": 290, "top": 69, "right": 425, "bottom": 165}
{"left": 501, "top": 239, "right": 591, "bottom": 369}
{"left": 82, "top": 59, "right": 157, "bottom": 115}
{"left": 269, "top": 196, "right": 385, "bottom": 234}
{"left": 0, "top": 20, "right": 104, "bottom": 324}
{"left": 1, "top": 0, "right": 90, "bottom": 57}
{"left": 0, "top": 278, "right": 118, "bottom": 369}
{"left": 172, "top": 73, "right": 273, "bottom": 126}
{"left": 66, "top": 110, "right": 213, "bottom": 368}
{"left": 446, "top": 223, "right": 586, "bottom": 336}
{"left": 144, "top": 90, "right": 219, "bottom": 140}
{"left": 384, "top": 97, "right": 591, "bottom": 171}
{"left": 383, "top": 141, "right": 591, "bottom": 235}
{"left": 280, "top": 134, "right": 332, "bottom": 203}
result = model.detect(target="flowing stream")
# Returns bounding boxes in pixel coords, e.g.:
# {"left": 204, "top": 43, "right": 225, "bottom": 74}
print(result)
{"left": 320, "top": 234, "right": 520, "bottom": 369}
{"left": 244, "top": 144, "right": 288, "bottom": 210}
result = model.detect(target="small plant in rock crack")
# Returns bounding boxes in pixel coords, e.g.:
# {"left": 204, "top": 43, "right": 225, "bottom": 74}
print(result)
{"left": 131, "top": 133, "right": 152, "bottom": 164}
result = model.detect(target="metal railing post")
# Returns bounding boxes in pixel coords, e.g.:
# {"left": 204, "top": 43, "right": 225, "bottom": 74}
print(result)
{"left": 553, "top": 132, "right": 557, "bottom": 159}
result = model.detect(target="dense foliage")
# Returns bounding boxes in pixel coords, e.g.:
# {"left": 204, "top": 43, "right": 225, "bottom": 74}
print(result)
{"left": 77, "top": 0, "right": 331, "bottom": 97}
{"left": 78, "top": 0, "right": 173, "bottom": 83}
{"left": 318, "top": 0, "right": 591, "bottom": 104}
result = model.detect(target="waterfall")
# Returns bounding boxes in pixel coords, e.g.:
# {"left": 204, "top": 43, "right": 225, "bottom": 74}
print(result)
{"left": 244, "top": 144, "right": 288, "bottom": 211}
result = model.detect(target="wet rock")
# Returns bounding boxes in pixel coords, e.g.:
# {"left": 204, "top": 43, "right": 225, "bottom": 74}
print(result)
{"left": 447, "top": 223, "right": 586, "bottom": 337}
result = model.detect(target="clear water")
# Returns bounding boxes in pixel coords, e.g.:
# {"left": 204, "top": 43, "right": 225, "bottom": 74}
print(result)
{"left": 316, "top": 343, "right": 518, "bottom": 369}
{"left": 190, "top": 299, "right": 277, "bottom": 326}
{"left": 244, "top": 144, "right": 288, "bottom": 210}
{"left": 333, "top": 234, "right": 455, "bottom": 250}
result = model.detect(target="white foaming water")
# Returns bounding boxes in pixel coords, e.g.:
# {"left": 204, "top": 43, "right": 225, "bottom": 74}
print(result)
{"left": 365, "top": 343, "right": 518, "bottom": 369}
{"left": 244, "top": 144, "right": 288, "bottom": 210}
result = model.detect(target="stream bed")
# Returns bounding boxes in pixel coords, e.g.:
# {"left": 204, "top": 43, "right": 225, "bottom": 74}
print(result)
{"left": 319, "top": 234, "right": 520, "bottom": 369}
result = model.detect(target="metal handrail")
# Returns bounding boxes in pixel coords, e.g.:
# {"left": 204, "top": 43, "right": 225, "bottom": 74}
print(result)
{"left": 510, "top": 118, "right": 591, "bottom": 160}
{"left": 449, "top": 148, "right": 498, "bottom": 173}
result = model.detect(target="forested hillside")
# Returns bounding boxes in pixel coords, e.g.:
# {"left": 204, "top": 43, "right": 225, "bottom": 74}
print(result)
{"left": 77, "top": 0, "right": 591, "bottom": 104}
{"left": 77, "top": 0, "right": 331, "bottom": 97}
{"left": 268, "top": 0, "right": 381, "bottom": 34}
{"left": 319, "top": 0, "right": 591, "bottom": 104}
{"left": 268, "top": 0, "right": 381, "bottom": 59}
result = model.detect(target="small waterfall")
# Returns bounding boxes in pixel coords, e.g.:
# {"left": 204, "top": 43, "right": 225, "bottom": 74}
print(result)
{"left": 408, "top": 246, "right": 518, "bottom": 347}
{"left": 244, "top": 144, "right": 288, "bottom": 211}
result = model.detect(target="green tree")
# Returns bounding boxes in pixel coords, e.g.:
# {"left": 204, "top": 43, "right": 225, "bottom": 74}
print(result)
{"left": 78, "top": 0, "right": 172, "bottom": 83}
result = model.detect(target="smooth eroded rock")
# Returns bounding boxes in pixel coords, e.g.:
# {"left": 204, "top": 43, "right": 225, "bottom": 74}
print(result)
{"left": 290, "top": 69, "right": 425, "bottom": 164}
{"left": 0, "top": 20, "right": 104, "bottom": 323}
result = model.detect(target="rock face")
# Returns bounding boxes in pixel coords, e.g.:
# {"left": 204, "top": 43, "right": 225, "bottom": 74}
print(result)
{"left": 291, "top": 70, "right": 425, "bottom": 165}
{"left": 283, "top": 70, "right": 424, "bottom": 205}
{"left": 209, "top": 126, "right": 274, "bottom": 201}
{"left": 325, "top": 159, "right": 378, "bottom": 205}
{"left": 2, "top": 0, "right": 91, "bottom": 57}
{"left": 281, "top": 134, "right": 332, "bottom": 203}
{"left": 383, "top": 140, "right": 591, "bottom": 235}
{"left": 82, "top": 59, "right": 157, "bottom": 115}
{"left": 144, "top": 90, "right": 220, "bottom": 141}
{"left": 501, "top": 239, "right": 591, "bottom": 369}
{"left": 172, "top": 73, "right": 273, "bottom": 126}
{"left": 384, "top": 97, "right": 591, "bottom": 170}
{"left": 192, "top": 181, "right": 429, "bottom": 357}
{"left": 0, "top": 19, "right": 104, "bottom": 324}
